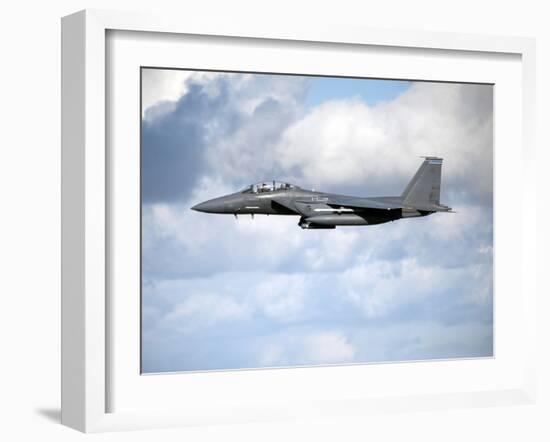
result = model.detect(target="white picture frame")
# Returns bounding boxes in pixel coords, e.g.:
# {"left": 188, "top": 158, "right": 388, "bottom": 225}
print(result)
{"left": 61, "top": 9, "right": 537, "bottom": 433}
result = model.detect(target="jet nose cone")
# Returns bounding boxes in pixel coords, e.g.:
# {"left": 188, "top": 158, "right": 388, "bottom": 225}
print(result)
{"left": 191, "top": 201, "right": 211, "bottom": 213}
{"left": 191, "top": 198, "right": 224, "bottom": 213}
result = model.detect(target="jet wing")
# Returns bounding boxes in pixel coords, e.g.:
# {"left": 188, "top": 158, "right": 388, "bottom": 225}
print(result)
{"left": 272, "top": 195, "right": 404, "bottom": 217}
{"left": 302, "top": 195, "right": 404, "bottom": 211}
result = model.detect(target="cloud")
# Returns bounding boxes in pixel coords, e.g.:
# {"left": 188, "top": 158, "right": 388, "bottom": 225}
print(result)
{"left": 142, "top": 74, "right": 492, "bottom": 205}
{"left": 140, "top": 71, "right": 494, "bottom": 372}
{"left": 253, "top": 274, "right": 308, "bottom": 322}
{"left": 144, "top": 272, "right": 315, "bottom": 334}
{"left": 349, "top": 320, "right": 493, "bottom": 363}
{"left": 341, "top": 256, "right": 493, "bottom": 320}
{"left": 140, "top": 259, "right": 492, "bottom": 371}
{"left": 273, "top": 83, "right": 493, "bottom": 203}
{"left": 142, "top": 202, "right": 306, "bottom": 279}
{"left": 143, "top": 196, "right": 493, "bottom": 281}
{"left": 260, "top": 330, "right": 356, "bottom": 366}
{"left": 302, "top": 331, "right": 356, "bottom": 364}
{"left": 142, "top": 69, "right": 224, "bottom": 119}
{"left": 163, "top": 292, "right": 251, "bottom": 333}
{"left": 141, "top": 69, "right": 190, "bottom": 117}
{"left": 141, "top": 73, "right": 309, "bottom": 203}
{"left": 343, "top": 258, "right": 438, "bottom": 318}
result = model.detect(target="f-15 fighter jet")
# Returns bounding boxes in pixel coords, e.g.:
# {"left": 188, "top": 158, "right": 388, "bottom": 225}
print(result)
{"left": 191, "top": 157, "right": 452, "bottom": 229}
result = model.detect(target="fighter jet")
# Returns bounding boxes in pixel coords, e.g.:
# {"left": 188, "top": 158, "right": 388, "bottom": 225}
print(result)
{"left": 191, "top": 157, "right": 452, "bottom": 229}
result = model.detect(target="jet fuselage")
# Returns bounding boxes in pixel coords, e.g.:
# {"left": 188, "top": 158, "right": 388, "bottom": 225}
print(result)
{"left": 191, "top": 158, "right": 452, "bottom": 229}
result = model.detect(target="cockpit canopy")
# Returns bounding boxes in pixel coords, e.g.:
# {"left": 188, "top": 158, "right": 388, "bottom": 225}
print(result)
{"left": 241, "top": 181, "right": 298, "bottom": 194}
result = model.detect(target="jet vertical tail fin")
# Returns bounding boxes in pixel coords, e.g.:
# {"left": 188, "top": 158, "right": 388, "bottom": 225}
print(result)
{"left": 401, "top": 157, "right": 450, "bottom": 211}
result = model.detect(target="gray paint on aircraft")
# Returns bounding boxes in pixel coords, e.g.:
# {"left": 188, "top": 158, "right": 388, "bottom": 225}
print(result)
{"left": 191, "top": 157, "right": 452, "bottom": 229}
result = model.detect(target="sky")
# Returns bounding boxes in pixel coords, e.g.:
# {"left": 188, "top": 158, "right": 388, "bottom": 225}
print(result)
{"left": 140, "top": 69, "right": 494, "bottom": 373}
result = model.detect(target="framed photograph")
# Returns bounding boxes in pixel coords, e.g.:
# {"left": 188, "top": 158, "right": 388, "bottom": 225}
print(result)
{"left": 61, "top": 9, "right": 537, "bottom": 433}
